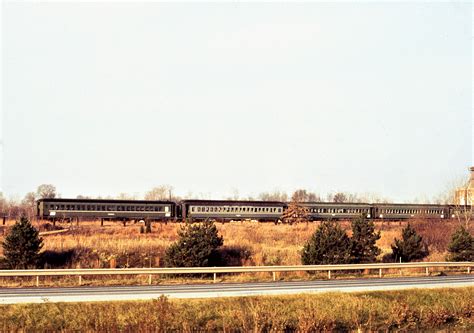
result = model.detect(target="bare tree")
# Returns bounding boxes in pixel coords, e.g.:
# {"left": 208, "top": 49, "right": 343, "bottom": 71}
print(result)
{"left": 307, "top": 192, "right": 321, "bottom": 202}
{"left": 145, "top": 185, "right": 174, "bottom": 201}
{"left": 282, "top": 201, "right": 310, "bottom": 224}
{"left": 116, "top": 192, "right": 138, "bottom": 200}
{"left": 258, "top": 190, "right": 288, "bottom": 202}
{"left": 226, "top": 188, "right": 240, "bottom": 201}
{"left": 36, "top": 184, "right": 57, "bottom": 199}
{"left": 451, "top": 169, "right": 473, "bottom": 229}
{"left": 332, "top": 192, "right": 347, "bottom": 203}
{"left": 21, "top": 192, "right": 36, "bottom": 219}
{"left": 291, "top": 189, "right": 309, "bottom": 203}
{"left": 0, "top": 193, "right": 7, "bottom": 221}
{"left": 360, "top": 192, "right": 391, "bottom": 203}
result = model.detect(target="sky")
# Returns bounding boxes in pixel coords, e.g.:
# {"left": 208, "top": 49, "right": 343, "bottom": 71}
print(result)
{"left": 1, "top": 2, "right": 472, "bottom": 202}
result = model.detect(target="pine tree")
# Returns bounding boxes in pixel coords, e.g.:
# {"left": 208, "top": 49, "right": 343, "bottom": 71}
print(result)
{"left": 391, "top": 223, "right": 429, "bottom": 262}
{"left": 350, "top": 215, "right": 381, "bottom": 263}
{"left": 301, "top": 221, "right": 351, "bottom": 265}
{"left": 447, "top": 226, "right": 474, "bottom": 262}
{"left": 2, "top": 216, "right": 43, "bottom": 269}
{"left": 164, "top": 220, "right": 223, "bottom": 267}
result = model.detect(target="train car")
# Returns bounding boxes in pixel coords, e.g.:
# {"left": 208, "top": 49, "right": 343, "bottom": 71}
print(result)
{"left": 180, "top": 200, "right": 286, "bottom": 222}
{"left": 299, "top": 202, "right": 373, "bottom": 220}
{"left": 36, "top": 198, "right": 176, "bottom": 221}
{"left": 372, "top": 203, "right": 448, "bottom": 220}
{"left": 448, "top": 205, "right": 473, "bottom": 219}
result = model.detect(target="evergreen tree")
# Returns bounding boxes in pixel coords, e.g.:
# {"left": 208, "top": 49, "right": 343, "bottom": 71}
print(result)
{"left": 447, "top": 226, "right": 474, "bottom": 262}
{"left": 2, "top": 216, "right": 43, "bottom": 269}
{"left": 350, "top": 215, "right": 381, "bottom": 263}
{"left": 164, "top": 220, "right": 223, "bottom": 267}
{"left": 301, "top": 221, "right": 351, "bottom": 265}
{"left": 391, "top": 223, "right": 429, "bottom": 262}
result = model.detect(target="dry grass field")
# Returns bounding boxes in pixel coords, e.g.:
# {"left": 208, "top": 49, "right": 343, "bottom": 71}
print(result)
{"left": 1, "top": 288, "right": 473, "bottom": 331}
{"left": 0, "top": 217, "right": 464, "bottom": 271}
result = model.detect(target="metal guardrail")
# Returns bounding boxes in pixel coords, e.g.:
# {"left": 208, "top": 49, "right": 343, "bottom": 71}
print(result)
{"left": 0, "top": 262, "right": 471, "bottom": 286}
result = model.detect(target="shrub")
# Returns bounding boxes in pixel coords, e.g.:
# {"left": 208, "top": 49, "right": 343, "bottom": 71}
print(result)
{"left": 164, "top": 220, "right": 223, "bottom": 267}
{"left": 350, "top": 215, "right": 381, "bottom": 263}
{"left": 301, "top": 221, "right": 351, "bottom": 265}
{"left": 390, "top": 223, "right": 429, "bottom": 262}
{"left": 1, "top": 216, "right": 43, "bottom": 269}
{"left": 447, "top": 226, "right": 474, "bottom": 262}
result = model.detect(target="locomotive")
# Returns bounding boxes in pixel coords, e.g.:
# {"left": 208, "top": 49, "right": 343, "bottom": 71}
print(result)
{"left": 36, "top": 198, "right": 468, "bottom": 223}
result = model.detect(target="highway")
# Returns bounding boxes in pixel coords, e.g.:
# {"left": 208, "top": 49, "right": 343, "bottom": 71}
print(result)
{"left": 0, "top": 275, "right": 472, "bottom": 304}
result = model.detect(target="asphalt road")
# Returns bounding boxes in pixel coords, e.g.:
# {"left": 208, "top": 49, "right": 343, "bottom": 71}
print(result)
{"left": 0, "top": 275, "right": 472, "bottom": 304}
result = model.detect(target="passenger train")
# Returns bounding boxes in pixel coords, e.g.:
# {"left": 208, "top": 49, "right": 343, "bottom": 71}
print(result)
{"left": 36, "top": 198, "right": 468, "bottom": 223}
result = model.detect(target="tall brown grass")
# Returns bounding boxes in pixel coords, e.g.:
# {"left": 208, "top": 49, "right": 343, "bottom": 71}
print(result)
{"left": 0, "top": 218, "right": 469, "bottom": 270}
{"left": 0, "top": 288, "right": 472, "bottom": 331}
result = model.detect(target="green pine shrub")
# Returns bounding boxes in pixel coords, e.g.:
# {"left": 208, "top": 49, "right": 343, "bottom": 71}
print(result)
{"left": 2, "top": 216, "right": 43, "bottom": 269}
{"left": 390, "top": 223, "right": 429, "bottom": 262}
{"left": 447, "top": 226, "right": 474, "bottom": 262}
{"left": 350, "top": 215, "right": 381, "bottom": 263}
{"left": 301, "top": 220, "right": 351, "bottom": 265}
{"left": 164, "top": 220, "right": 223, "bottom": 267}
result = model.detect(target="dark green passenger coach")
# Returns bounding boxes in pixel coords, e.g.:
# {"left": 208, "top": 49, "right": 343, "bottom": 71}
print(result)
{"left": 37, "top": 198, "right": 176, "bottom": 221}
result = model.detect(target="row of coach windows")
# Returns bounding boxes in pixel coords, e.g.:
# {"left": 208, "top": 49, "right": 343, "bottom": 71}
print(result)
{"left": 48, "top": 204, "right": 166, "bottom": 212}
{"left": 309, "top": 208, "right": 369, "bottom": 214}
{"left": 379, "top": 209, "right": 442, "bottom": 214}
{"left": 191, "top": 206, "right": 282, "bottom": 213}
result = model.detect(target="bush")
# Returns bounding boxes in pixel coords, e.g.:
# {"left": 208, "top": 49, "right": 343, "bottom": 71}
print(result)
{"left": 390, "top": 223, "right": 429, "bottom": 262}
{"left": 164, "top": 220, "right": 223, "bottom": 267}
{"left": 350, "top": 215, "right": 381, "bottom": 263}
{"left": 1, "top": 216, "right": 43, "bottom": 269}
{"left": 447, "top": 226, "right": 474, "bottom": 262}
{"left": 301, "top": 221, "right": 351, "bottom": 265}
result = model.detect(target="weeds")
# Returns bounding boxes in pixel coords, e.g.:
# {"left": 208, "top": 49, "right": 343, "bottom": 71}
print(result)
{"left": 0, "top": 288, "right": 472, "bottom": 331}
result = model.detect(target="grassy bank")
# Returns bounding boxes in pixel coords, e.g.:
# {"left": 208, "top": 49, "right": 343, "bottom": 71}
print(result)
{"left": 1, "top": 288, "right": 472, "bottom": 331}
{"left": 0, "top": 218, "right": 461, "bottom": 270}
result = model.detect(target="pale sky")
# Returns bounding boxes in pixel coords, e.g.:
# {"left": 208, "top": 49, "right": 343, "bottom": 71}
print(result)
{"left": 1, "top": 2, "right": 473, "bottom": 202}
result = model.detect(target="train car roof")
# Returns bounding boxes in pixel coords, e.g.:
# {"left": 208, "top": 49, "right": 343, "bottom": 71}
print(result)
{"left": 180, "top": 199, "right": 286, "bottom": 206}
{"left": 372, "top": 203, "right": 448, "bottom": 207}
{"left": 298, "top": 202, "right": 371, "bottom": 205}
{"left": 37, "top": 198, "right": 176, "bottom": 204}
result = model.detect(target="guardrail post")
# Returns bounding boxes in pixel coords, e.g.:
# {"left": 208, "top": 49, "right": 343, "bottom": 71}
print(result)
{"left": 78, "top": 275, "right": 82, "bottom": 286}
{"left": 272, "top": 272, "right": 276, "bottom": 281}
{"left": 328, "top": 270, "right": 331, "bottom": 279}
{"left": 468, "top": 267, "right": 471, "bottom": 274}
{"left": 379, "top": 268, "right": 382, "bottom": 278}
{"left": 425, "top": 267, "right": 429, "bottom": 276}
{"left": 213, "top": 273, "right": 216, "bottom": 283}
{"left": 148, "top": 274, "right": 152, "bottom": 285}
{"left": 36, "top": 276, "right": 39, "bottom": 287}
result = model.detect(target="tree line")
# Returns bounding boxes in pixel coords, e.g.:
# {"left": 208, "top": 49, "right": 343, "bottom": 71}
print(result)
{"left": 0, "top": 183, "right": 393, "bottom": 221}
